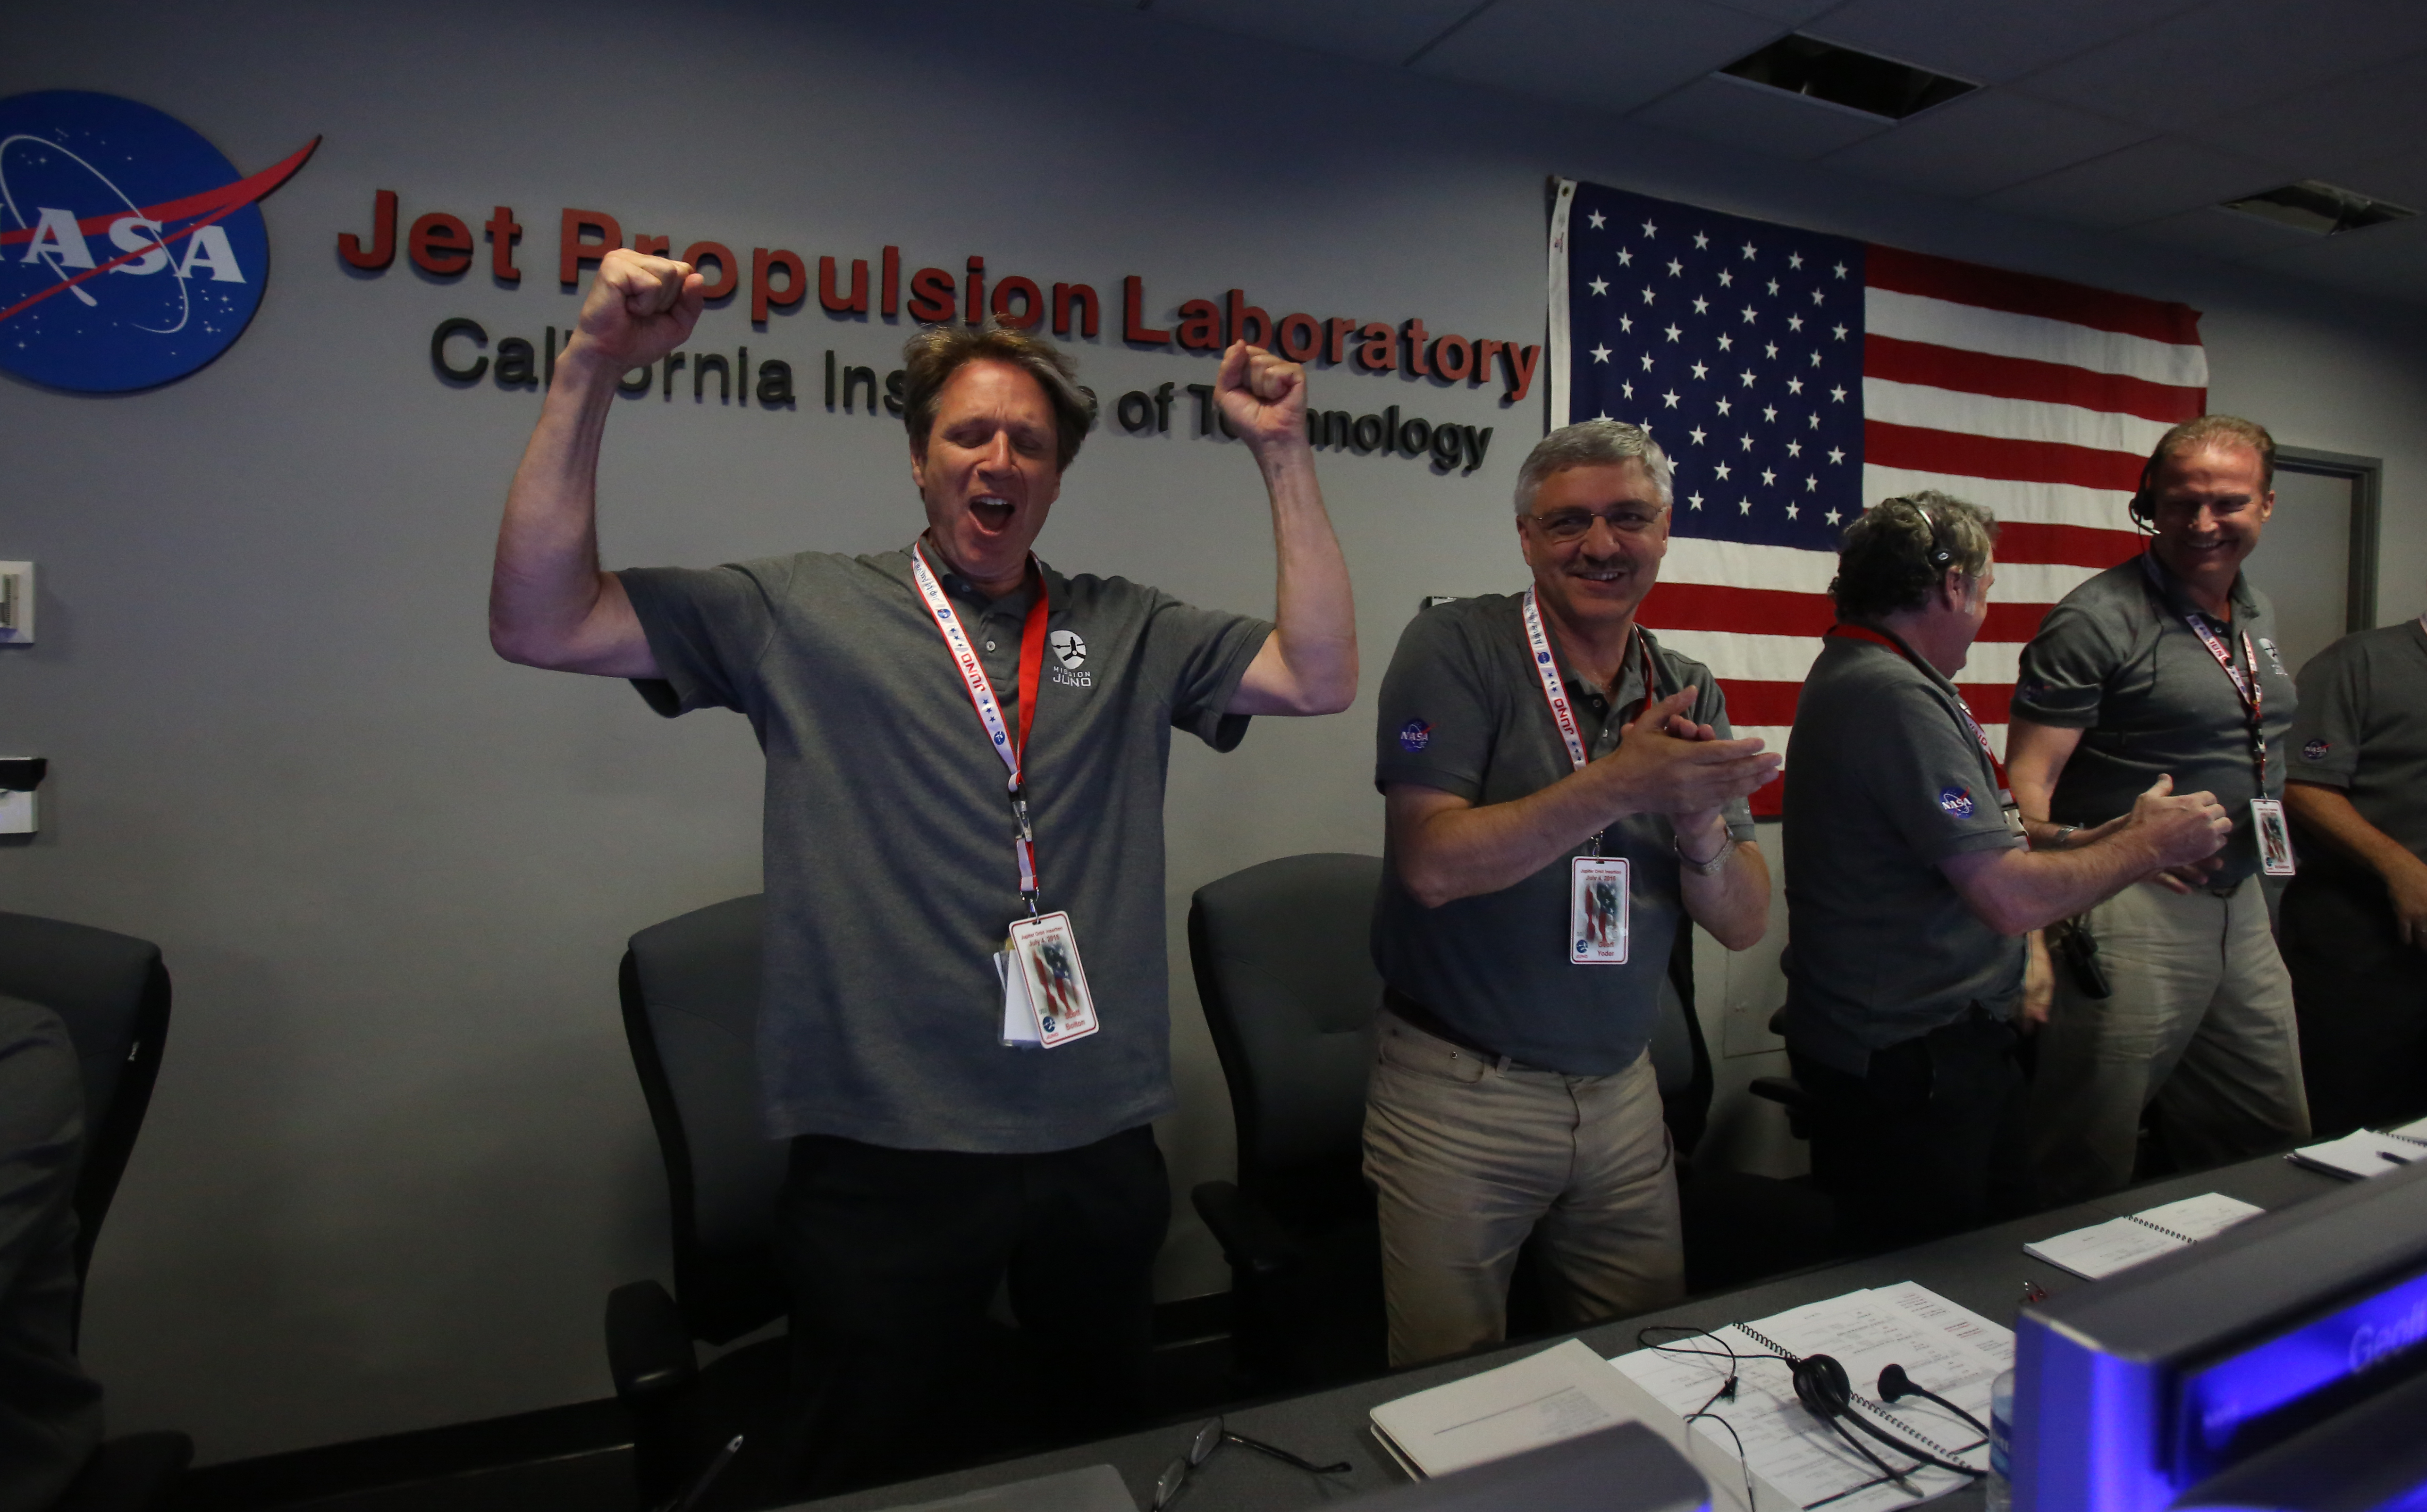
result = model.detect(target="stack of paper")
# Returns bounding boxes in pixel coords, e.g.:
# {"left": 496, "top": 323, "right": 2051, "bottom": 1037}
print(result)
{"left": 1368, "top": 1337, "right": 1647, "bottom": 1481}
{"left": 2022, "top": 1192, "right": 2266, "bottom": 1280}
{"left": 2287, "top": 1117, "right": 2427, "bottom": 1180}
{"left": 1609, "top": 1283, "right": 2009, "bottom": 1512}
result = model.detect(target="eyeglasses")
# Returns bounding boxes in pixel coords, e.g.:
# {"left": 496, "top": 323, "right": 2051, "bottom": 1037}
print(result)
{"left": 1524, "top": 506, "right": 1667, "bottom": 542}
{"left": 1152, "top": 1417, "right": 1351, "bottom": 1509}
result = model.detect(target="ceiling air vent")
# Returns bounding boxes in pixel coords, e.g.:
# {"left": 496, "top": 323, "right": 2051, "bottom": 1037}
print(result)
{"left": 2218, "top": 180, "right": 2417, "bottom": 236}
{"left": 1717, "top": 35, "right": 1975, "bottom": 121}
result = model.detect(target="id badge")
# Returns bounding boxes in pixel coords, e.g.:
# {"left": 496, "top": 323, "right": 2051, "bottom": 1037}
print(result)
{"left": 1570, "top": 856, "right": 1630, "bottom": 966}
{"left": 1006, "top": 911, "right": 1101, "bottom": 1047}
{"left": 2251, "top": 798, "right": 2298, "bottom": 877}
{"left": 995, "top": 948, "right": 1042, "bottom": 1047}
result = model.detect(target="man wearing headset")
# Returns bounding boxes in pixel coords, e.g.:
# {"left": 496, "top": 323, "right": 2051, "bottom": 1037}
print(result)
{"left": 2008, "top": 416, "right": 2309, "bottom": 1206}
{"left": 1783, "top": 494, "right": 2230, "bottom": 1248}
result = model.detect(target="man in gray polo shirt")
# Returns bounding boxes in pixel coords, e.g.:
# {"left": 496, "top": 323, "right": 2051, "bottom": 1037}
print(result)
{"left": 488, "top": 248, "right": 1355, "bottom": 1489}
{"left": 1367, "top": 420, "right": 1782, "bottom": 1367}
{"left": 2281, "top": 617, "right": 2427, "bottom": 1133}
{"left": 2010, "top": 416, "right": 2308, "bottom": 1206}
{"left": 1784, "top": 493, "right": 2228, "bottom": 1250}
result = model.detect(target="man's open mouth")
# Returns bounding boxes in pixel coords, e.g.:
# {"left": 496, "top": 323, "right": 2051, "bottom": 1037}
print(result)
{"left": 971, "top": 495, "right": 1015, "bottom": 532}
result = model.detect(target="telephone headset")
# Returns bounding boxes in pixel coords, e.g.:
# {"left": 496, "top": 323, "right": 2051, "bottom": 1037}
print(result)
{"left": 1898, "top": 496, "right": 1955, "bottom": 569}
{"left": 1639, "top": 1325, "right": 1988, "bottom": 1496}
{"left": 2128, "top": 449, "right": 2161, "bottom": 532}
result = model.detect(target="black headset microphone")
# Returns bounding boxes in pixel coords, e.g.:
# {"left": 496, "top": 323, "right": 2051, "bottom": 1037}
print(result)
{"left": 1788, "top": 1353, "right": 1987, "bottom": 1484}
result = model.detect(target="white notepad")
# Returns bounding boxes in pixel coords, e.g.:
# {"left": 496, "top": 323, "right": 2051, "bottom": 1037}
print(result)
{"left": 1368, "top": 1337, "right": 1645, "bottom": 1480}
{"left": 2022, "top": 1191, "right": 2265, "bottom": 1280}
{"left": 2287, "top": 1124, "right": 2427, "bottom": 1181}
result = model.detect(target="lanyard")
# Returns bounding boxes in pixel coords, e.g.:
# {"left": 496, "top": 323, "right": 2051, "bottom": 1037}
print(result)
{"left": 909, "top": 542, "right": 1052, "bottom": 914}
{"left": 1522, "top": 586, "right": 1659, "bottom": 855}
{"left": 1827, "top": 624, "right": 2013, "bottom": 804}
{"left": 2142, "top": 551, "right": 2268, "bottom": 790}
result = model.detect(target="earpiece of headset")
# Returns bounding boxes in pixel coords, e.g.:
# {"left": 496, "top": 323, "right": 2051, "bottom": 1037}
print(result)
{"left": 1907, "top": 500, "right": 1954, "bottom": 569}
{"left": 1878, "top": 1363, "right": 1991, "bottom": 1437}
{"left": 1789, "top": 1353, "right": 1986, "bottom": 1481}
{"left": 2127, "top": 452, "right": 2159, "bottom": 533}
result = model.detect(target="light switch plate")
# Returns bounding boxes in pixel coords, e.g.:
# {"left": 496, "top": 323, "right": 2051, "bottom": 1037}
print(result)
{"left": 0, "top": 562, "right": 31, "bottom": 645}
{"left": 0, "top": 791, "right": 32, "bottom": 834}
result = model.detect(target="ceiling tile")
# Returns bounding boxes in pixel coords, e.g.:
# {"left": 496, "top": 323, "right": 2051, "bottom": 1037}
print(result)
{"left": 2011, "top": 0, "right": 2427, "bottom": 133}
{"left": 1132, "top": 0, "right": 1496, "bottom": 67}
{"left": 2182, "top": 49, "right": 2427, "bottom": 207}
{"left": 1710, "top": 0, "right": 1843, "bottom": 20}
{"left": 1982, "top": 134, "right": 2295, "bottom": 227}
{"left": 1818, "top": 89, "right": 2150, "bottom": 198}
{"left": 1629, "top": 72, "right": 1896, "bottom": 160}
{"left": 2240, "top": 210, "right": 2427, "bottom": 304}
{"left": 2125, "top": 204, "right": 2333, "bottom": 261}
{"left": 1797, "top": 0, "right": 2206, "bottom": 84}
{"left": 1412, "top": 0, "right": 1788, "bottom": 115}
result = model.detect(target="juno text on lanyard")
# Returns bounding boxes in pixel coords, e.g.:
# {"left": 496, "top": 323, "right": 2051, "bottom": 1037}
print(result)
{"left": 1522, "top": 584, "right": 1659, "bottom": 856}
{"left": 909, "top": 542, "right": 1053, "bottom": 916}
{"left": 1827, "top": 623, "right": 2015, "bottom": 808}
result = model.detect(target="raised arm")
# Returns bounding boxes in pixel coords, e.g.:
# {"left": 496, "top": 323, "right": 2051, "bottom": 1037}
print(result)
{"left": 2285, "top": 781, "right": 2427, "bottom": 950}
{"left": 489, "top": 249, "right": 707, "bottom": 677}
{"left": 1388, "top": 689, "right": 1780, "bottom": 935}
{"left": 1939, "top": 775, "right": 2231, "bottom": 935}
{"left": 1214, "top": 343, "right": 1357, "bottom": 716}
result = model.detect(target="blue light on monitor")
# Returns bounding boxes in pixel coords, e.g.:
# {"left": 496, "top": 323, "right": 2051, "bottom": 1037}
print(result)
{"left": 2175, "top": 1266, "right": 2427, "bottom": 1481}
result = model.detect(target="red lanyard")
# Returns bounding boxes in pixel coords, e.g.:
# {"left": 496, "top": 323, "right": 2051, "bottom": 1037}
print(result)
{"left": 2142, "top": 551, "right": 2268, "bottom": 789}
{"left": 1827, "top": 624, "right": 2012, "bottom": 802}
{"left": 1521, "top": 586, "right": 1660, "bottom": 773}
{"left": 909, "top": 542, "right": 1052, "bottom": 912}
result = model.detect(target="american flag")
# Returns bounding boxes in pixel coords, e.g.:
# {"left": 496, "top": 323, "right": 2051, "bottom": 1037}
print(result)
{"left": 1548, "top": 178, "right": 2207, "bottom": 814}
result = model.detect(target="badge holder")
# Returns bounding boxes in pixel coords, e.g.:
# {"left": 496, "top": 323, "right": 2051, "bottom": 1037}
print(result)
{"left": 1004, "top": 911, "right": 1100, "bottom": 1046}
{"left": 1570, "top": 855, "right": 1630, "bottom": 965}
{"left": 2251, "top": 798, "right": 2297, "bottom": 878}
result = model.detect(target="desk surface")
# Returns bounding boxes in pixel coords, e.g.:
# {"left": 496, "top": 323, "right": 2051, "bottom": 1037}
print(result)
{"left": 801, "top": 1154, "right": 2343, "bottom": 1512}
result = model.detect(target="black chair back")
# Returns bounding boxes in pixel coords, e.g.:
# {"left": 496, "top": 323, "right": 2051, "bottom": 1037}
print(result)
{"left": 0, "top": 911, "right": 172, "bottom": 1296}
{"left": 1187, "top": 853, "right": 1384, "bottom": 1188}
{"left": 618, "top": 893, "right": 788, "bottom": 1345}
{"left": 1647, "top": 925, "right": 1714, "bottom": 1158}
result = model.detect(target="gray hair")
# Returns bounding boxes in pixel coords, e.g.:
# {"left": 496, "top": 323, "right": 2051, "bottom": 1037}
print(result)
{"left": 1514, "top": 420, "right": 1674, "bottom": 514}
{"left": 1829, "top": 491, "right": 1997, "bottom": 621}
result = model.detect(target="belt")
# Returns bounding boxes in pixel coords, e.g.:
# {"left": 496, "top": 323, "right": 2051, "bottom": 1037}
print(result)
{"left": 1382, "top": 987, "right": 1538, "bottom": 1073}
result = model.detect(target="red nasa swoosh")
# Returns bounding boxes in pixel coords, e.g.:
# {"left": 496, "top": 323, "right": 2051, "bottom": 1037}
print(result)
{"left": 0, "top": 136, "right": 319, "bottom": 325}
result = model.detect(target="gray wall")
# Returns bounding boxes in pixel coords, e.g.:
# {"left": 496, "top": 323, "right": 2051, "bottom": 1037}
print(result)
{"left": 3, "top": 0, "right": 2423, "bottom": 1464}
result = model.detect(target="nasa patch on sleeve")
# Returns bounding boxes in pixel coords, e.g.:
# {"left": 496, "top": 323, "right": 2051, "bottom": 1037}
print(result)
{"left": 2302, "top": 738, "right": 2331, "bottom": 762}
{"left": 1398, "top": 719, "right": 1433, "bottom": 753}
{"left": 1938, "top": 786, "right": 1976, "bottom": 819}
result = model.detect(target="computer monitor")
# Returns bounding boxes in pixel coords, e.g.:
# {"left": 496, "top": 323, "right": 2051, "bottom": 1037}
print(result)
{"left": 2014, "top": 1159, "right": 2427, "bottom": 1512}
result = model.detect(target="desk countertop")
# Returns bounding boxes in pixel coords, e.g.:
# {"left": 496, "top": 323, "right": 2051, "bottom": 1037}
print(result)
{"left": 799, "top": 1154, "right": 2342, "bottom": 1512}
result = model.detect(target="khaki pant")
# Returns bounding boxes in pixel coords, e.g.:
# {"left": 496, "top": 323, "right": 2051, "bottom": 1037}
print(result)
{"left": 1362, "top": 1010, "right": 1683, "bottom": 1368}
{"left": 2027, "top": 874, "right": 2309, "bottom": 1207}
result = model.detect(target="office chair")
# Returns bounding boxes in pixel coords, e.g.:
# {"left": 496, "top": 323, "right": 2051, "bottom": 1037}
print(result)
{"left": 609, "top": 893, "right": 792, "bottom": 1507}
{"left": 1187, "top": 857, "right": 1842, "bottom": 1389}
{"left": 0, "top": 910, "right": 191, "bottom": 1512}
{"left": 1187, "top": 853, "right": 1390, "bottom": 1391}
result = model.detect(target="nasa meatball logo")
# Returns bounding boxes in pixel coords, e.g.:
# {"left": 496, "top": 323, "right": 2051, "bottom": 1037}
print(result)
{"left": 1399, "top": 719, "right": 1432, "bottom": 753}
{"left": 0, "top": 91, "right": 316, "bottom": 393}
{"left": 1938, "top": 786, "right": 1975, "bottom": 819}
{"left": 1049, "top": 629, "right": 1087, "bottom": 672}
{"left": 2303, "top": 738, "right": 2331, "bottom": 762}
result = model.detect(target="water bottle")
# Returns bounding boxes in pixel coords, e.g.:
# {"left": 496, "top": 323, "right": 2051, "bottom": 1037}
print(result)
{"left": 1986, "top": 1368, "right": 2015, "bottom": 1511}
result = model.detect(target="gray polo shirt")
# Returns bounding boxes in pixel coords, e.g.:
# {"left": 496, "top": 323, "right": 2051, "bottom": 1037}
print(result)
{"left": 1370, "top": 594, "right": 1755, "bottom": 1075}
{"left": 620, "top": 544, "right": 1270, "bottom": 1153}
{"left": 1781, "top": 629, "right": 2025, "bottom": 1076}
{"left": 2286, "top": 618, "right": 2427, "bottom": 872}
{"left": 2012, "top": 554, "right": 2296, "bottom": 890}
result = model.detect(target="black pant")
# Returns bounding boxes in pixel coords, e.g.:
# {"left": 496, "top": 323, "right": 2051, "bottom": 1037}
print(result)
{"left": 1790, "top": 1007, "right": 2028, "bottom": 1252}
{"left": 774, "top": 1125, "right": 1169, "bottom": 1494}
{"left": 2284, "top": 871, "right": 2427, "bottom": 1137}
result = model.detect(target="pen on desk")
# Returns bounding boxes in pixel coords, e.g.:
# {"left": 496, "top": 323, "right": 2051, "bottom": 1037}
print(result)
{"left": 665, "top": 1433, "right": 743, "bottom": 1512}
{"left": 2383, "top": 1150, "right": 2411, "bottom": 1166}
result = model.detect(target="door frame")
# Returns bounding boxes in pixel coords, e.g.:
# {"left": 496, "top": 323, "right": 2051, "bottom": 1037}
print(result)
{"left": 2275, "top": 445, "right": 2383, "bottom": 632}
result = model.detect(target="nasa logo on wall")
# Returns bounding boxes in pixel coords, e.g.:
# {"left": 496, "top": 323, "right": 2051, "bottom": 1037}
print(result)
{"left": 0, "top": 91, "right": 316, "bottom": 392}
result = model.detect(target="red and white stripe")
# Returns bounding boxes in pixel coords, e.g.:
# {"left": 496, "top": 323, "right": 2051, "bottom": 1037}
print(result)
{"left": 1642, "top": 246, "right": 2206, "bottom": 813}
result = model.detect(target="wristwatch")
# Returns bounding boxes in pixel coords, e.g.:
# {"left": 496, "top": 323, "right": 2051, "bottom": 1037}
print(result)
{"left": 1675, "top": 828, "right": 1733, "bottom": 877}
{"left": 2050, "top": 823, "right": 2080, "bottom": 848}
